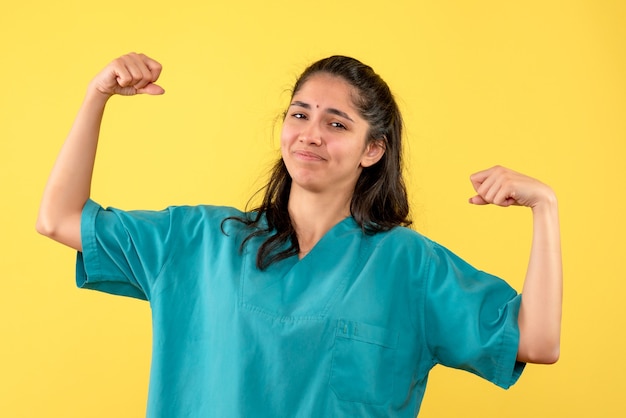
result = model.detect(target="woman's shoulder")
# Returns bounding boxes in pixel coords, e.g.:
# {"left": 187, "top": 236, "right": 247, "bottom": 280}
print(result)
{"left": 358, "top": 225, "right": 440, "bottom": 263}
{"left": 90, "top": 200, "right": 245, "bottom": 217}
{"left": 95, "top": 201, "right": 252, "bottom": 231}
{"left": 132, "top": 202, "right": 246, "bottom": 220}
{"left": 376, "top": 224, "right": 435, "bottom": 248}
{"left": 169, "top": 204, "right": 245, "bottom": 218}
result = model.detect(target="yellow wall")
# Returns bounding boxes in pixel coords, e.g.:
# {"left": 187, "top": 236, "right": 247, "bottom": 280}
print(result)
{"left": 1, "top": 1, "right": 624, "bottom": 416}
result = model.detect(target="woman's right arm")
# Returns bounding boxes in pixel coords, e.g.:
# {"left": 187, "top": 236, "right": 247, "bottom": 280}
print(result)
{"left": 36, "top": 53, "right": 164, "bottom": 251}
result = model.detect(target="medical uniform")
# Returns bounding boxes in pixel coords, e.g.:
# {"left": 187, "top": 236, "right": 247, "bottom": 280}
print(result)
{"left": 77, "top": 199, "right": 524, "bottom": 417}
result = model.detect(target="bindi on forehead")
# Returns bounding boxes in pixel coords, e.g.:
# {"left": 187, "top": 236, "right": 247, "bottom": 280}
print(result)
{"left": 289, "top": 100, "right": 355, "bottom": 123}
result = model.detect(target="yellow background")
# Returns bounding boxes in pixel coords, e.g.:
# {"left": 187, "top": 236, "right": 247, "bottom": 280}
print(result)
{"left": 1, "top": 1, "right": 624, "bottom": 416}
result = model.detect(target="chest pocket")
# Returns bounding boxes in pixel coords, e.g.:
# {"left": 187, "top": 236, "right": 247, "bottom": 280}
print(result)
{"left": 329, "top": 320, "right": 399, "bottom": 405}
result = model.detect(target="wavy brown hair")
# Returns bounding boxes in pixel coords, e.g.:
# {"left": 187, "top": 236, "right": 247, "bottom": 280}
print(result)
{"left": 224, "top": 56, "right": 411, "bottom": 269}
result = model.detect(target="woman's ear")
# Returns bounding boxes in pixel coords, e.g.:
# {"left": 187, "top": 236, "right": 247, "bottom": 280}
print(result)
{"left": 360, "top": 138, "right": 386, "bottom": 168}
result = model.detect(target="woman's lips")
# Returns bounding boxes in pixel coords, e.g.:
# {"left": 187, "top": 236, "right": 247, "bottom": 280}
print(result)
{"left": 293, "top": 150, "right": 325, "bottom": 161}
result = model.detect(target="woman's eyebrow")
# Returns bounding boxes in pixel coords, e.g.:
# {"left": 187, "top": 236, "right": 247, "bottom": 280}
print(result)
{"left": 290, "top": 101, "right": 354, "bottom": 122}
{"left": 326, "top": 107, "right": 354, "bottom": 122}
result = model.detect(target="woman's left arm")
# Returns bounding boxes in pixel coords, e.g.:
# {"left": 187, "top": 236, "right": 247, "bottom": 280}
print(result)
{"left": 469, "top": 165, "right": 562, "bottom": 364}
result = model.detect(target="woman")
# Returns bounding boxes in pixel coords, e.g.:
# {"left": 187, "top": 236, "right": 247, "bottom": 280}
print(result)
{"left": 37, "top": 53, "right": 562, "bottom": 417}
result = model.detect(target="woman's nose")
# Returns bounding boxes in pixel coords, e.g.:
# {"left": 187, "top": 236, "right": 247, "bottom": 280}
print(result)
{"left": 298, "top": 123, "right": 322, "bottom": 145}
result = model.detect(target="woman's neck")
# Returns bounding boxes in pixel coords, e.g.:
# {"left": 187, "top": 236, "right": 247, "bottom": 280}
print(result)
{"left": 288, "top": 186, "right": 352, "bottom": 257}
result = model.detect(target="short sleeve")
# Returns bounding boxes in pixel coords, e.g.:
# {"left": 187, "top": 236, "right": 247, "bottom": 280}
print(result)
{"left": 423, "top": 240, "right": 525, "bottom": 389}
{"left": 76, "top": 199, "right": 180, "bottom": 301}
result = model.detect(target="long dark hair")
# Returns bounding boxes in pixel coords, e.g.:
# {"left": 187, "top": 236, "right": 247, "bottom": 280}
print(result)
{"left": 223, "top": 55, "right": 411, "bottom": 269}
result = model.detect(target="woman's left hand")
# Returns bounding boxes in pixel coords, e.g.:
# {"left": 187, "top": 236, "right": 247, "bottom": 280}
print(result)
{"left": 470, "top": 165, "right": 562, "bottom": 364}
{"left": 468, "top": 165, "right": 555, "bottom": 209}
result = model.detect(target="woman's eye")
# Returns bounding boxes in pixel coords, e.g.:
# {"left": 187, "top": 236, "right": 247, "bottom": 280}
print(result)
{"left": 330, "top": 122, "right": 346, "bottom": 130}
{"left": 292, "top": 113, "right": 306, "bottom": 119}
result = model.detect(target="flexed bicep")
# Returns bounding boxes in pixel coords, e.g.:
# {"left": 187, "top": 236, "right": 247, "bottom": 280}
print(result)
{"left": 37, "top": 53, "right": 165, "bottom": 251}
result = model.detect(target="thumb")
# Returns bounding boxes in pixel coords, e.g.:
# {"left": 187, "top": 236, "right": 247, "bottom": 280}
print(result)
{"left": 469, "top": 195, "right": 489, "bottom": 205}
{"left": 137, "top": 83, "right": 165, "bottom": 95}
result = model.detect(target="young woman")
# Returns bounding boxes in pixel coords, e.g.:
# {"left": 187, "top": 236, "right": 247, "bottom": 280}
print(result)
{"left": 37, "top": 53, "right": 562, "bottom": 417}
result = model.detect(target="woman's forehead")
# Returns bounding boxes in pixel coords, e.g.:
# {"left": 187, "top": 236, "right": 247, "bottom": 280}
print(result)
{"left": 294, "top": 74, "right": 360, "bottom": 106}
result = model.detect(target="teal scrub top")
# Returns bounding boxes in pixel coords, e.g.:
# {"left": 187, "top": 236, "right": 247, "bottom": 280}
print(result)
{"left": 76, "top": 199, "right": 524, "bottom": 417}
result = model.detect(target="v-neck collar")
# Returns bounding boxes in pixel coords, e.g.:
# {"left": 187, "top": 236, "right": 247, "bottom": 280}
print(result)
{"left": 296, "top": 216, "right": 357, "bottom": 262}
{"left": 239, "top": 216, "right": 365, "bottom": 321}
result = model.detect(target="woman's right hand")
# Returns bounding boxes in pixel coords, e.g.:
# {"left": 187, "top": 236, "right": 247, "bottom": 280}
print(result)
{"left": 90, "top": 52, "right": 164, "bottom": 97}
{"left": 37, "top": 53, "right": 164, "bottom": 251}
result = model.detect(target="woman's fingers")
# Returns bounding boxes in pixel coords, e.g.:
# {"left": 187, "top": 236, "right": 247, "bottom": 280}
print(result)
{"left": 137, "top": 83, "right": 165, "bottom": 95}
{"left": 470, "top": 166, "right": 508, "bottom": 206}
{"left": 92, "top": 53, "right": 164, "bottom": 96}
{"left": 468, "top": 195, "right": 489, "bottom": 205}
{"left": 468, "top": 166, "right": 551, "bottom": 208}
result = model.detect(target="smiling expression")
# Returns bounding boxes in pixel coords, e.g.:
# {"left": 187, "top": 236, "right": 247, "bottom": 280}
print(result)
{"left": 280, "top": 73, "right": 384, "bottom": 197}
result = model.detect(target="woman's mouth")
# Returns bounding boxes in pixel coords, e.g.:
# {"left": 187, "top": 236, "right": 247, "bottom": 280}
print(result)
{"left": 293, "top": 150, "right": 325, "bottom": 161}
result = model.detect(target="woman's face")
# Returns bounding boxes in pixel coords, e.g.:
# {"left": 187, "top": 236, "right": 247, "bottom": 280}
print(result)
{"left": 280, "top": 73, "right": 384, "bottom": 197}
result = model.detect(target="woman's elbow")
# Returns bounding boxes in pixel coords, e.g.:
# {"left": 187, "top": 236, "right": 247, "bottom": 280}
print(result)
{"left": 36, "top": 213, "right": 57, "bottom": 238}
{"left": 35, "top": 213, "right": 82, "bottom": 251}
{"left": 517, "top": 341, "right": 560, "bottom": 364}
